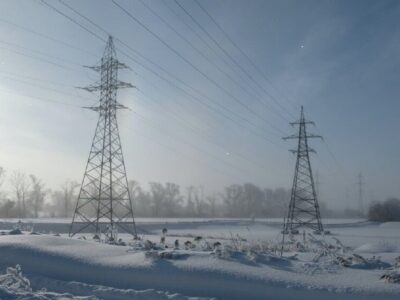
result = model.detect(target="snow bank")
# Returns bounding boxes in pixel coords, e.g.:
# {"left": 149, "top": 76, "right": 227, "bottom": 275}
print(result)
{"left": 0, "top": 265, "right": 212, "bottom": 300}
{"left": 0, "top": 265, "right": 98, "bottom": 299}
{"left": 356, "top": 241, "right": 400, "bottom": 253}
{"left": 1, "top": 222, "right": 400, "bottom": 300}
{"left": 379, "top": 222, "right": 400, "bottom": 229}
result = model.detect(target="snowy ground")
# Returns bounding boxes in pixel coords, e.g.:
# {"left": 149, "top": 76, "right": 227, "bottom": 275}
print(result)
{"left": 0, "top": 218, "right": 399, "bottom": 299}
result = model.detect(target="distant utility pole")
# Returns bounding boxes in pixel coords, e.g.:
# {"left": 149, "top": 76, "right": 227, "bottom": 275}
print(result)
{"left": 69, "top": 36, "right": 137, "bottom": 238}
{"left": 315, "top": 171, "right": 320, "bottom": 199}
{"left": 283, "top": 106, "right": 324, "bottom": 234}
{"left": 357, "top": 173, "right": 365, "bottom": 215}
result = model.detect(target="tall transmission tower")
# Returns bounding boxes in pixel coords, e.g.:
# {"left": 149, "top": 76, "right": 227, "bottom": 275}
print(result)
{"left": 283, "top": 106, "right": 324, "bottom": 234}
{"left": 357, "top": 173, "right": 365, "bottom": 215}
{"left": 70, "top": 36, "right": 137, "bottom": 238}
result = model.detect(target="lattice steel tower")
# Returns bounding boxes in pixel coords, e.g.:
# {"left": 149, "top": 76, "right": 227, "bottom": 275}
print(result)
{"left": 70, "top": 36, "right": 137, "bottom": 238}
{"left": 283, "top": 106, "right": 324, "bottom": 234}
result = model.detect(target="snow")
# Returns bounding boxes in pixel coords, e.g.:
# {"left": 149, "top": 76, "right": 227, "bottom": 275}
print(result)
{"left": 0, "top": 265, "right": 209, "bottom": 300}
{"left": 0, "top": 218, "right": 399, "bottom": 299}
{"left": 356, "top": 241, "right": 400, "bottom": 253}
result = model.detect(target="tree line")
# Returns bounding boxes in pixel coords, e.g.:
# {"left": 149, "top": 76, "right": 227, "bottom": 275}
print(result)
{"left": 3, "top": 166, "right": 391, "bottom": 219}
{"left": 0, "top": 166, "right": 296, "bottom": 218}
{"left": 130, "top": 181, "right": 291, "bottom": 218}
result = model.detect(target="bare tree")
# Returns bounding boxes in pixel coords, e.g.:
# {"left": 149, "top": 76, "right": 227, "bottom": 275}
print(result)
{"left": 10, "top": 171, "right": 30, "bottom": 218}
{"left": 128, "top": 180, "right": 141, "bottom": 212}
{"left": 149, "top": 182, "right": 164, "bottom": 217}
{"left": 29, "top": 175, "right": 47, "bottom": 218}
{"left": 0, "top": 166, "right": 7, "bottom": 201}
{"left": 0, "top": 199, "right": 15, "bottom": 218}
{"left": 61, "top": 180, "right": 79, "bottom": 218}
{"left": 164, "top": 182, "right": 183, "bottom": 217}
{"left": 206, "top": 194, "right": 218, "bottom": 217}
{"left": 0, "top": 167, "right": 16, "bottom": 218}
{"left": 193, "top": 189, "right": 203, "bottom": 217}
{"left": 0, "top": 166, "right": 5, "bottom": 188}
{"left": 186, "top": 186, "right": 196, "bottom": 217}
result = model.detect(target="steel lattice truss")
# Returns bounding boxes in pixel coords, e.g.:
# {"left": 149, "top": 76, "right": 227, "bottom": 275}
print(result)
{"left": 283, "top": 106, "right": 324, "bottom": 233}
{"left": 70, "top": 36, "right": 136, "bottom": 237}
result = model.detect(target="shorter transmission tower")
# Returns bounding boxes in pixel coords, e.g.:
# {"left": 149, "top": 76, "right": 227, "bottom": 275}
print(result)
{"left": 283, "top": 106, "right": 325, "bottom": 234}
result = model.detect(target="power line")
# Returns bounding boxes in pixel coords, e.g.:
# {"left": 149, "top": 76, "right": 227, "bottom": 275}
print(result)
{"left": 193, "top": 0, "right": 298, "bottom": 116}
{"left": 126, "top": 109, "right": 258, "bottom": 178}
{"left": 0, "top": 40, "right": 82, "bottom": 67}
{"left": 127, "top": 126, "right": 241, "bottom": 182}
{"left": 0, "top": 45, "right": 75, "bottom": 71}
{"left": 111, "top": 0, "right": 285, "bottom": 136}
{"left": 33, "top": 0, "right": 289, "bottom": 179}
{"left": 0, "top": 73, "right": 96, "bottom": 104}
{"left": 37, "top": 1, "right": 276, "bottom": 180}
{"left": 0, "top": 88, "right": 83, "bottom": 108}
{"left": 174, "top": 0, "right": 294, "bottom": 121}
{"left": 0, "top": 70, "right": 74, "bottom": 88}
{"left": 137, "top": 0, "right": 289, "bottom": 126}
{"left": 47, "top": 0, "right": 284, "bottom": 145}
{"left": 134, "top": 89, "right": 284, "bottom": 176}
{"left": 39, "top": 0, "right": 106, "bottom": 43}
{"left": 0, "top": 17, "right": 96, "bottom": 57}
{"left": 160, "top": 0, "right": 250, "bottom": 88}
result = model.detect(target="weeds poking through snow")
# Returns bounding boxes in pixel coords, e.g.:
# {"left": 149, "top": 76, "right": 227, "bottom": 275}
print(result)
{"left": 381, "top": 271, "right": 400, "bottom": 283}
{"left": 184, "top": 241, "right": 193, "bottom": 250}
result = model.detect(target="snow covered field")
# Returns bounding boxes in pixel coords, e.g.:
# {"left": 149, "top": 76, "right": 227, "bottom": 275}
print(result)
{"left": 0, "top": 218, "right": 399, "bottom": 299}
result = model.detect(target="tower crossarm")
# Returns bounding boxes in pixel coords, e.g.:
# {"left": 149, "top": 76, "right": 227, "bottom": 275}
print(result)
{"left": 306, "top": 134, "right": 323, "bottom": 140}
{"left": 84, "top": 60, "right": 131, "bottom": 72}
{"left": 289, "top": 148, "right": 317, "bottom": 154}
{"left": 290, "top": 120, "right": 315, "bottom": 126}
{"left": 78, "top": 81, "right": 135, "bottom": 93}
{"left": 283, "top": 134, "right": 322, "bottom": 140}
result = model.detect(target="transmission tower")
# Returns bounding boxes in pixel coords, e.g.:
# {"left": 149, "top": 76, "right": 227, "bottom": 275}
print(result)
{"left": 283, "top": 106, "right": 324, "bottom": 234}
{"left": 69, "top": 36, "right": 137, "bottom": 238}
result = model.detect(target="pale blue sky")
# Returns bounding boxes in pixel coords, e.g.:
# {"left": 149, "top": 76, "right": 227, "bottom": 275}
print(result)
{"left": 0, "top": 0, "right": 399, "bottom": 210}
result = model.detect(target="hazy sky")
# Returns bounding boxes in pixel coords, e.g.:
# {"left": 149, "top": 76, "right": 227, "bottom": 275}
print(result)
{"left": 0, "top": 0, "right": 399, "bottom": 210}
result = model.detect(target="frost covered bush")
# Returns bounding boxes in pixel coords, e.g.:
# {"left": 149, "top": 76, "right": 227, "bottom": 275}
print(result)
{"left": 381, "top": 270, "right": 400, "bottom": 283}
{"left": 0, "top": 265, "right": 31, "bottom": 293}
{"left": 336, "top": 254, "right": 390, "bottom": 269}
{"left": 128, "top": 239, "right": 158, "bottom": 251}
{"left": 0, "top": 265, "right": 98, "bottom": 299}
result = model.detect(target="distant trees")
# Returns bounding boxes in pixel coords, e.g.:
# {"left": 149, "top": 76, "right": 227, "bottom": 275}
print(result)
{"left": 0, "top": 165, "right": 347, "bottom": 219}
{"left": 0, "top": 200, "right": 15, "bottom": 218}
{"left": 61, "top": 180, "right": 79, "bottom": 218}
{"left": 148, "top": 182, "right": 183, "bottom": 217}
{"left": 368, "top": 198, "right": 400, "bottom": 222}
{"left": 221, "top": 184, "right": 290, "bottom": 218}
{"left": 46, "top": 180, "right": 79, "bottom": 218}
{"left": 29, "top": 175, "right": 47, "bottom": 218}
{"left": 9, "top": 171, "right": 30, "bottom": 218}
{"left": 0, "top": 170, "right": 48, "bottom": 218}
